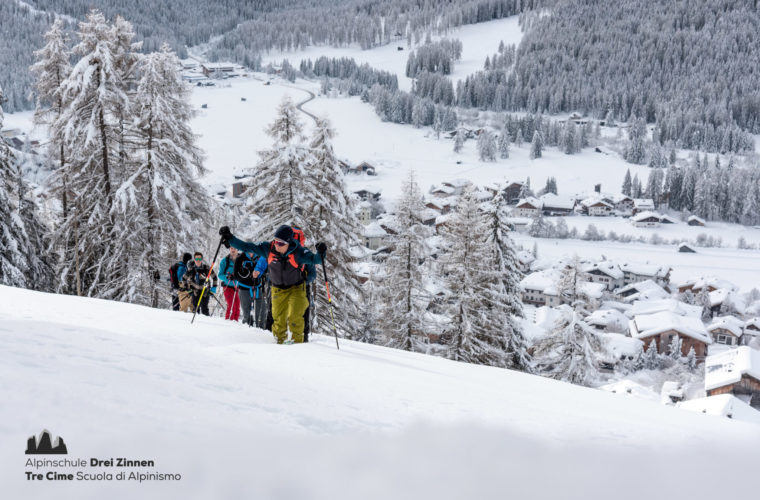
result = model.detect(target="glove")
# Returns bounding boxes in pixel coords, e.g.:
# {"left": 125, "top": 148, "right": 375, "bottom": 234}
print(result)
{"left": 210, "top": 286, "right": 217, "bottom": 294}
{"left": 219, "top": 226, "right": 232, "bottom": 248}
{"left": 315, "top": 242, "right": 327, "bottom": 256}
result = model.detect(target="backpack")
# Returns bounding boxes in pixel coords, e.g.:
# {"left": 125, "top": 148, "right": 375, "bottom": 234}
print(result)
{"left": 169, "top": 261, "right": 187, "bottom": 288}
{"left": 291, "top": 226, "right": 306, "bottom": 246}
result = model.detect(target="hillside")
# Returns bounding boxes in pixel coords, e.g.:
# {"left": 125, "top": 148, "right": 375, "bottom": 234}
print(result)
{"left": 1, "top": 285, "right": 758, "bottom": 500}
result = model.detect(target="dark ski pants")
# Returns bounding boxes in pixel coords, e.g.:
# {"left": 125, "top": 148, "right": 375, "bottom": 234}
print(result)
{"left": 193, "top": 292, "right": 210, "bottom": 316}
{"left": 239, "top": 287, "right": 253, "bottom": 325}
{"left": 171, "top": 292, "right": 180, "bottom": 311}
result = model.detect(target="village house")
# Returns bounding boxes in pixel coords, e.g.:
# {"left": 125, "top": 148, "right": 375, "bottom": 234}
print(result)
{"left": 629, "top": 311, "right": 712, "bottom": 360}
{"left": 201, "top": 62, "right": 237, "bottom": 77}
{"left": 587, "top": 199, "right": 614, "bottom": 216}
{"left": 707, "top": 316, "right": 745, "bottom": 346}
{"left": 354, "top": 189, "right": 381, "bottom": 202}
{"left": 677, "top": 276, "right": 736, "bottom": 294}
{"left": 611, "top": 194, "right": 634, "bottom": 213}
{"left": 539, "top": 193, "right": 576, "bottom": 216}
{"left": 431, "top": 184, "right": 457, "bottom": 198}
{"left": 441, "top": 179, "right": 471, "bottom": 195}
{"left": 515, "top": 250, "right": 536, "bottom": 275}
{"left": 581, "top": 261, "right": 624, "bottom": 291}
{"left": 632, "top": 198, "right": 655, "bottom": 214}
{"left": 520, "top": 269, "right": 562, "bottom": 307}
{"left": 631, "top": 211, "right": 661, "bottom": 228}
{"left": 678, "top": 242, "right": 697, "bottom": 253}
{"left": 687, "top": 215, "right": 706, "bottom": 227}
{"left": 705, "top": 347, "right": 760, "bottom": 409}
{"left": 744, "top": 318, "right": 760, "bottom": 346}
{"left": 362, "top": 222, "right": 388, "bottom": 250}
{"left": 502, "top": 181, "right": 525, "bottom": 204}
{"left": 586, "top": 309, "right": 630, "bottom": 334}
{"left": 356, "top": 201, "right": 373, "bottom": 225}
{"left": 346, "top": 161, "right": 377, "bottom": 176}
{"left": 619, "top": 262, "right": 671, "bottom": 286}
{"left": 614, "top": 279, "right": 669, "bottom": 303}
{"left": 627, "top": 298, "right": 703, "bottom": 319}
{"left": 512, "top": 197, "right": 542, "bottom": 218}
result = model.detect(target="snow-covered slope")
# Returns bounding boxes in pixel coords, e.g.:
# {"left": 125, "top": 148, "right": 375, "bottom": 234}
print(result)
{"left": 1, "top": 285, "right": 757, "bottom": 499}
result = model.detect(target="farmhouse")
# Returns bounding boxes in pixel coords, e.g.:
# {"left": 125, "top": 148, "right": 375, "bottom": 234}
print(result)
{"left": 503, "top": 181, "right": 525, "bottom": 204}
{"left": 632, "top": 198, "right": 655, "bottom": 214}
{"left": 705, "top": 347, "right": 760, "bottom": 409}
{"left": 687, "top": 215, "right": 706, "bottom": 226}
{"left": 587, "top": 199, "right": 614, "bottom": 216}
{"left": 677, "top": 276, "right": 736, "bottom": 294}
{"left": 614, "top": 279, "right": 669, "bottom": 303}
{"left": 707, "top": 316, "right": 745, "bottom": 346}
{"left": 631, "top": 211, "right": 661, "bottom": 228}
{"left": 539, "top": 193, "right": 575, "bottom": 215}
{"left": 520, "top": 269, "right": 561, "bottom": 307}
{"left": 581, "top": 261, "right": 624, "bottom": 291}
{"left": 512, "top": 197, "right": 542, "bottom": 218}
{"left": 629, "top": 311, "right": 712, "bottom": 360}
{"left": 362, "top": 222, "right": 388, "bottom": 250}
{"left": 347, "top": 161, "right": 377, "bottom": 175}
{"left": 620, "top": 262, "right": 671, "bottom": 286}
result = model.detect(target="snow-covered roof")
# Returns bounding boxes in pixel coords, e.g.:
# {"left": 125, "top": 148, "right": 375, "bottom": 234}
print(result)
{"left": 628, "top": 299, "right": 703, "bottom": 318}
{"left": 582, "top": 261, "right": 623, "bottom": 280}
{"left": 515, "top": 250, "right": 535, "bottom": 265}
{"left": 660, "top": 381, "right": 684, "bottom": 405}
{"left": 583, "top": 198, "right": 613, "bottom": 208}
{"left": 633, "top": 198, "right": 655, "bottom": 209}
{"left": 602, "top": 333, "right": 644, "bottom": 358}
{"left": 587, "top": 309, "right": 630, "bottom": 331}
{"left": 660, "top": 214, "right": 678, "bottom": 224}
{"left": 533, "top": 305, "right": 567, "bottom": 332}
{"left": 515, "top": 197, "right": 542, "bottom": 209}
{"left": 357, "top": 200, "right": 372, "bottom": 209}
{"left": 539, "top": 193, "right": 575, "bottom": 210}
{"left": 615, "top": 279, "right": 669, "bottom": 303}
{"left": 746, "top": 317, "right": 760, "bottom": 330}
{"left": 678, "top": 242, "right": 696, "bottom": 252}
{"left": 431, "top": 185, "right": 456, "bottom": 195}
{"left": 363, "top": 222, "right": 387, "bottom": 238}
{"left": 709, "top": 288, "right": 732, "bottom": 307}
{"left": 687, "top": 215, "right": 705, "bottom": 225}
{"left": 707, "top": 316, "right": 745, "bottom": 337}
{"left": 442, "top": 178, "right": 471, "bottom": 188}
{"left": 705, "top": 347, "right": 760, "bottom": 391}
{"left": 505, "top": 217, "right": 532, "bottom": 226}
{"left": 677, "top": 275, "right": 737, "bottom": 292}
{"left": 599, "top": 379, "right": 658, "bottom": 402}
{"left": 520, "top": 269, "right": 561, "bottom": 296}
{"left": 629, "top": 311, "right": 712, "bottom": 344}
{"left": 620, "top": 262, "right": 670, "bottom": 279}
{"left": 677, "top": 394, "right": 760, "bottom": 424}
{"left": 579, "top": 282, "right": 607, "bottom": 300}
{"left": 631, "top": 211, "right": 662, "bottom": 223}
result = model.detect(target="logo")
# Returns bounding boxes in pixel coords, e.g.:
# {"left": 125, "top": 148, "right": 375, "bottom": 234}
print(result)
{"left": 26, "top": 430, "right": 68, "bottom": 455}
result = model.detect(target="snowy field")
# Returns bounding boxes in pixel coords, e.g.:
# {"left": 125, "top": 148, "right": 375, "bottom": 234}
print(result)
{"left": 1, "top": 285, "right": 758, "bottom": 500}
{"left": 513, "top": 234, "right": 760, "bottom": 293}
{"left": 260, "top": 15, "right": 525, "bottom": 92}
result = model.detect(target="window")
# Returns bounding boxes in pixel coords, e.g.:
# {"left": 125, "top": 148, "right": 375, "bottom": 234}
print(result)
{"left": 716, "top": 334, "right": 728, "bottom": 344}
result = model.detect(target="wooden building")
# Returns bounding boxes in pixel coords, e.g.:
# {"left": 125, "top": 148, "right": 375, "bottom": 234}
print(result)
{"left": 705, "top": 347, "right": 760, "bottom": 409}
{"left": 630, "top": 311, "right": 712, "bottom": 361}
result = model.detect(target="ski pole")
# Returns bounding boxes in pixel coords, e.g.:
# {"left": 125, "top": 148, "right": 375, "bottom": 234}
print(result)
{"left": 191, "top": 238, "right": 224, "bottom": 324}
{"left": 320, "top": 257, "right": 340, "bottom": 350}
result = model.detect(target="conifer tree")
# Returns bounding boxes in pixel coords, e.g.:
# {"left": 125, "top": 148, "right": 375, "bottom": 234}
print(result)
{"left": 498, "top": 130, "right": 510, "bottom": 159}
{"left": 441, "top": 186, "right": 514, "bottom": 367}
{"left": 622, "top": 169, "right": 632, "bottom": 196}
{"left": 131, "top": 45, "right": 211, "bottom": 306}
{"left": 477, "top": 130, "right": 496, "bottom": 161}
{"left": 485, "top": 189, "right": 531, "bottom": 371}
{"left": 379, "top": 171, "right": 433, "bottom": 351}
{"left": 50, "top": 10, "right": 132, "bottom": 298}
{"left": 31, "top": 18, "right": 72, "bottom": 219}
{"left": 453, "top": 127, "right": 465, "bottom": 153}
{"left": 530, "top": 130, "right": 543, "bottom": 159}
{"left": 244, "top": 96, "right": 310, "bottom": 238}
{"left": 533, "top": 311, "right": 601, "bottom": 387}
{"left": 302, "top": 118, "right": 365, "bottom": 338}
{"left": 643, "top": 340, "right": 660, "bottom": 369}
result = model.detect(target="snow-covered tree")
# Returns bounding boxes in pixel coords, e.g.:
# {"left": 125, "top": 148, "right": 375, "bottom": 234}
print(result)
{"left": 668, "top": 335, "right": 683, "bottom": 361}
{"left": 49, "top": 10, "right": 133, "bottom": 298}
{"left": 440, "top": 186, "right": 515, "bottom": 367}
{"left": 477, "top": 130, "right": 496, "bottom": 161}
{"left": 31, "top": 18, "right": 72, "bottom": 219}
{"left": 498, "top": 130, "right": 510, "bottom": 159}
{"left": 0, "top": 85, "right": 55, "bottom": 290}
{"left": 379, "top": 171, "right": 433, "bottom": 351}
{"left": 643, "top": 340, "right": 660, "bottom": 369}
{"left": 244, "top": 96, "right": 310, "bottom": 237}
{"left": 453, "top": 127, "right": 465, "bottom": 153}
{"left": 130, "top": 44, "right": 211, "bottom": 306}
{"left": 624, "top": 117, "right": 647, "bottom": 164}
{"left": 621, "top": 169, "right": 632, "bottom": 196}
{"left": 529, "top": 130, "right": 543, "bottom": 159}
{"left": 355, "top": 271, "right": 382, "bottom": 344}
{"left": 533, "top": 310, "right": 602, "bottom": 386}
{"left": 485, "top": 188, "right": 531, "bottom": 371}
{"left": 301, "top": 117, "right": 365, "bottom": 338}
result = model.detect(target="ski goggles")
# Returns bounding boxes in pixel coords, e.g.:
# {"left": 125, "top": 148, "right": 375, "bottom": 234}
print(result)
{"left": 273, "top": 239, "right": 288, "bottom": 247}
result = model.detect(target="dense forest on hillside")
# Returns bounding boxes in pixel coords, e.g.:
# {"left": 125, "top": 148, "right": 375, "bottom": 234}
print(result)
{"left": 510, "top": 0, "right": 760, "bottom": 150}
{"left": 0, "top": 0, "right": 537, "bottom": 112}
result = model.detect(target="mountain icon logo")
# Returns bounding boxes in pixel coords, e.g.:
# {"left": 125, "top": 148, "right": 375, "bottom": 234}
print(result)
{"left": 26, "top": 430, "right": 68, "bottom": 455}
